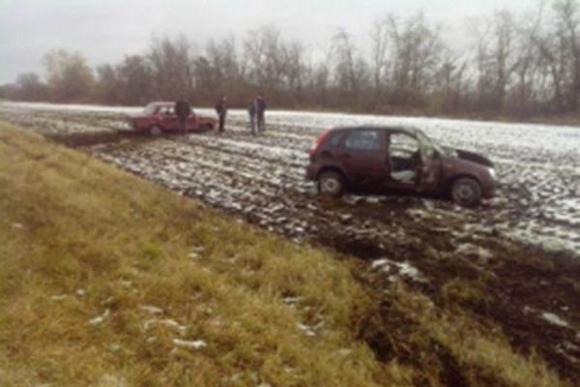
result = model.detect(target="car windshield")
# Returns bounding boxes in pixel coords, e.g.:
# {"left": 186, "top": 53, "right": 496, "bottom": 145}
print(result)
{"left": 144, "top": 103, "right": 158, "bottom": 115}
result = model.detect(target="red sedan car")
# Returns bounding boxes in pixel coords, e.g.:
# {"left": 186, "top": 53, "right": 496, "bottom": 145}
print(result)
{"left": 128, "top": 102, "right": 217, "bottom": 135}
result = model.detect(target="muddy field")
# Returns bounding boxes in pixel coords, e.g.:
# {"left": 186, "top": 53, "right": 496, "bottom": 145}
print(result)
{"left": 1, "top": 102, "right": 579, "bottom": 381}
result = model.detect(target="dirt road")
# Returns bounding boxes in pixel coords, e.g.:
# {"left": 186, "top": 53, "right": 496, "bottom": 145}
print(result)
{"left": 1, "top": 102, "right": 579, "bottom": 381}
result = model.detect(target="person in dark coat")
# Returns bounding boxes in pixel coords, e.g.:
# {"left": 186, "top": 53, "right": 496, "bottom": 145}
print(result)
{"left": 215, "top": 96, "right": 227, "bottom": 133}
{"left": 248, "top": 99, "right": 257, "bottom": 135}
{"left": 174, "top": 100, "right": 191, "bottom": 135}
{"left": 256, "top": 95, "right": 267, "bottom": 132}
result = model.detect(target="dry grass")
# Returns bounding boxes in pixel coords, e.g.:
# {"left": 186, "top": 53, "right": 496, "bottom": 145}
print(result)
{"left": 0, "top": 122, "right": 569, "bottom": 387}
{"left": 0, "top": 122, "right": 411, "bottom": 386}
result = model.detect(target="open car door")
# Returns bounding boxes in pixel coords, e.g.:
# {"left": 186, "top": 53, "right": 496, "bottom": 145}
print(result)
{"left": 385, "top": 132, "right": 422, "bottom": 190}
{"left": 415, "top": 140, "right": 441, "bottom": 193}
{"left": 385, "top": 130, "right": 441, "bottom": 193}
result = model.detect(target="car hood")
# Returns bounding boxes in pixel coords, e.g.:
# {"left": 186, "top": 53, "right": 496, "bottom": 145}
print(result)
{"left": 442, "top": 147, "right": 494, "bottom": 168}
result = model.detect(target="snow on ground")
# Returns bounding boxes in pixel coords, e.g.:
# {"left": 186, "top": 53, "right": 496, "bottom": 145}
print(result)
{"left": 1, "top": 101, "right": 578, "bottom": 257}
{"left": 4, "top": 101, "right": 579, "bottom": 377}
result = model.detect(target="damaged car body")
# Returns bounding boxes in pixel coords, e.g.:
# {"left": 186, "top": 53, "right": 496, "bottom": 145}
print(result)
{"left": 306, "top": 126, "right": 497, "bottom": 206}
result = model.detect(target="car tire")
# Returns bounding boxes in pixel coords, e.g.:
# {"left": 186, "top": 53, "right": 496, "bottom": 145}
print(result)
{"left": 451, "top": 177, "right": 482, "bottom": 207}
{"left": 149, "top": 125, "right": 163, "bottom": 136}
{"left": 318, "top": 171, "right": 345, "bottom": 197}
{"left": 200, "top": 123, "right": 213, "bottom": 132}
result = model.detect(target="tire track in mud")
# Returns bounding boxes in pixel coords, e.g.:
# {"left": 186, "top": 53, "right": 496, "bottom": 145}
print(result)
{"left": 2, "top": 106, "right": 580, "bottom": 382}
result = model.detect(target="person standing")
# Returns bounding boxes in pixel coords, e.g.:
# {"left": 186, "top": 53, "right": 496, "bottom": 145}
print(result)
{"left": 256, "top": 95, "right": 267, "bottom": 132}
{"left": 248, "top": 99, "right": 257, "bottom": 135}
{"left": 215, "top": 95, "right": 227, "bottom": 133}
{"left": 175, "top": 100, "right": 191, "bottom": 135}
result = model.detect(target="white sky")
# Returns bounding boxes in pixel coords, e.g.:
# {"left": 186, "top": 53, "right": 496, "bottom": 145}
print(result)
{"left": 0, "top": 0, "right": 542, "bottom": 83}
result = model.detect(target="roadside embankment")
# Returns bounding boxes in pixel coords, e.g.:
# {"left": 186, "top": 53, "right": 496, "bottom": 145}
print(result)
{"left": 0, "top": 122, "right": 569, "bottom": 387}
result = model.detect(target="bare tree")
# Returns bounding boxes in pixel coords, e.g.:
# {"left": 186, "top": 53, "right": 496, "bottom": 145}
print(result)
{"left": 370, "top": 16, "right": 390, "bottom": 106}
{"left": 244, "top": 26, "right": 282, "bottom": 91}
{"left": 95, "top": 65, "right": 120, "bottom": 104}
{"left": 10, "top": 5, "right": 580, "bottom": 118}
{"left": 148, "top": 35, "right": 196, "bottom": 100}
{"left": 117, "top": 55, "right": 154, "bottom": 105}
{"left": 331, "top": 28, "right": 361, "bottom": 105}
{"left": 15, "top": 72, "right": 48, "bottom": 101}
{"left": 387, "top": 13, "right": 444, "bottom": 108}
{"left": 205, "top": 37, "right": 246, "bottom": 103}
{"left": 431, "top": 53, "right": 469, "bottom": 114}
{"left": 43, "top": 49, "right": 94, "bottom": 102}
{"left": 553, "top": 0, "right": 580, "bottom": 110}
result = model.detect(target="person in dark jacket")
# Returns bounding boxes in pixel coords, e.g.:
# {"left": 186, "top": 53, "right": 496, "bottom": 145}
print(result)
{"left": 256, "top": 95, "right": 267, "bottom": 132}
{"left": 215, "top": 96, "right": 227, "bottom": 133}
{"left": 174, "top": 100, "right": 191, "bottom": 135}
{"left": 248, "top": 99, "right": 257, "bottom": 135}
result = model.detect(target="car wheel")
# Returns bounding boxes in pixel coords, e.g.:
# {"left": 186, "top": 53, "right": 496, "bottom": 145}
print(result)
{"left": 200, "top": 123, "right": 213, "bottom": 132}
{"left": 318, "top": 171, "right": 345, "bottom": 197}
{"left": 149, "top": 125, "right": 163, "bottom": 136}
{"left": 451, "top": 177, "right": 482, "bottom": 207}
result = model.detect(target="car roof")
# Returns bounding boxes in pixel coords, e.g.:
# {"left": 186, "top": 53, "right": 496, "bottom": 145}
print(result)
{"left": 330, "top": 125, "right": 420, "bottom": 136}
{"left": 146, "top": 101, "right": 175, "bottom": 107}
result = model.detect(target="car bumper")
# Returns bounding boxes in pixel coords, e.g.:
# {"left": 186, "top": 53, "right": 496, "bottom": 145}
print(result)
{"left": 305, "top": 163, "right": 319, "bottom": 181}
{"left": 480, "top": 176, "right": 497, "bottom": 198}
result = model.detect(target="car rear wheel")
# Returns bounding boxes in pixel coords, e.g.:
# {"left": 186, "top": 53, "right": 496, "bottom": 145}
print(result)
{"left": 200, "top": 123, "right": 213, "bottom": 132}
{"left": 451, "top": 177, "right": 482, "bottom": 207}
{"left": 149, "top": 125, "right": 163, "bottom": 136}
{"left": 318, "top": 171, "right": 345, "bottom": 197}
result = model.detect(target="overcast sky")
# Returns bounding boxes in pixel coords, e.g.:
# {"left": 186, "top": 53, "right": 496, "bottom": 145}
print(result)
{"left": 0, "top": 0, "right": 541, "bottom": 84}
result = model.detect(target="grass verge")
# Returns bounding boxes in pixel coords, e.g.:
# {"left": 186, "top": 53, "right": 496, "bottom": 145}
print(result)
{"left": 0, "top": 122, "right": 569, "bottom": 386}
{"left": 0, "top": 122, "right": 409, "bottom": 386}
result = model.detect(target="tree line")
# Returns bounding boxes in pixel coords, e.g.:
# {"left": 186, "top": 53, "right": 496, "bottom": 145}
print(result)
{"left": 3, "top": 0, "right": 580, "bottom": 120}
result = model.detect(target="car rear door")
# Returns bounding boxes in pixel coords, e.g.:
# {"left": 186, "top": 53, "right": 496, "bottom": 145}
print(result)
{"left": 339, "top": 129, "right": 390, "bottom": 187}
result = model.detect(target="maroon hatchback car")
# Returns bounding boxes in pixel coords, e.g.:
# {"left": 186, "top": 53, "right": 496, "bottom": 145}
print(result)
{"left": 306, "top": 126, "right": 497, "bottom": 206}
{"left": 128, "top": 102, "right": 217, "bottom": 135}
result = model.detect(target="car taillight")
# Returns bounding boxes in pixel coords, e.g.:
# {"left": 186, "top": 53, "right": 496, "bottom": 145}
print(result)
{"left": 310, "top": 130, "right": 330, "bottom": 156}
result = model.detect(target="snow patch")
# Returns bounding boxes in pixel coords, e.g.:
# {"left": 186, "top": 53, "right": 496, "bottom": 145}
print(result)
{"left": 173, "top": 338, "right": 207, "bottom": 349}
{"left": 372, "top": 258, "right": 426, "bottom": 282}
{"left": 88, "top": 309, "right": 110, "bottom": 326}
{"left": 139, "top": 305, "right": 163, "bottom": 315}
{"left": 541, "top": 312, "right": 569, "bottom": 328}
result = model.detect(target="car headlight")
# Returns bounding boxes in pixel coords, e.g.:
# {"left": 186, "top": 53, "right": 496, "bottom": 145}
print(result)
{"left": 488, "top": 168, "right": 496, "bottom": 179}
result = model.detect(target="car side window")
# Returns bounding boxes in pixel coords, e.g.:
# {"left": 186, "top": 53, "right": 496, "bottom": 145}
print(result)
{"left": 345, "top": 131, "right": 382, "bottom": 151}
{"left": 328, "top": 132, "right": 344, "bottom": 147}
{"left": 389, "top": 133, "right": 419, "bottom": 157}
{"left": 159, "top": 106, "right": 175, "bottom": 116}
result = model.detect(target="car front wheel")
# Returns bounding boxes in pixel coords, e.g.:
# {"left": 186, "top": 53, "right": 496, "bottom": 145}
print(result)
{"left": 318, "top": 171, "right": 345, "bottom": 197}
{"left": 150, "top": 125, "right": 163, "bottom": 136}
{"left": 451, "top": 177, "right": 482, "bottom": 206}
